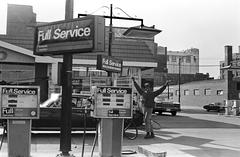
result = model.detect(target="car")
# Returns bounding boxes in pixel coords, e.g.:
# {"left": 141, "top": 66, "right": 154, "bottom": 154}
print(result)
{"left": 31, "top": 93, "right": 143, "bottom": 131}
{"left": 153, "top": 101, "right": 181, "bottom": 116}
{"left": 203, "top": 102, "right": 225, "bottom": 112}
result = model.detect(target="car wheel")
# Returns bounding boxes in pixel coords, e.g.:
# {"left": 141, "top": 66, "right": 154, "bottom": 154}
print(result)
{"left": 171, "top": 111, "right": 177, "bottom": 116}
{"left": 207, "top": 109, "right": 210, "bottom": 112}
{"left": 157, "top": 111, "right": 162, "bottom": 115}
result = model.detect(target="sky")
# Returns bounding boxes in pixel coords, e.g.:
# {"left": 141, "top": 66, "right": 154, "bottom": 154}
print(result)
{"left": 0, "top": 0, "right": 240, "bottom": 78}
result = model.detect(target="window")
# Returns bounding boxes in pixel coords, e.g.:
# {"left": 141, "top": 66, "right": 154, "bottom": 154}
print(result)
{"left": 204, "top": 89, "right": 211, "bottom": 95}
{"left": 193, "top": 89, "right": 200, "bottom": 95}
{"left": 193, "top": 56, "right": 197, "bottom": 63}
{"left": 217, "top": 90, "right": 223, "bottom": 95}
{"left": 73, "top": 71, "right": 80, "bottom": 78}
{"left": 172, "top": 56, "right": 177, "bottom": 62}
{"left": 237, "top": 82, "right": 240, "bottom": 90}
{"left": 186, "top": 56, "right": 191, "bottom": 63}
{"left": 0, "top": 64, "right": 35, "bottom": 84}
{"left": 175, "top": 90, "right": 179, "bottom": 96}
{"left": 184, "top": 89, "right": 190, "bottom": 95}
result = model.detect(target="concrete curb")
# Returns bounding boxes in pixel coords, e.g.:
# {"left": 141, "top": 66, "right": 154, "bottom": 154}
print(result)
{"left": 0, "top": 152, "right": 147, "bottom": 157}
{"left": 138, "top": 146, "right": 167, "bottom": 157}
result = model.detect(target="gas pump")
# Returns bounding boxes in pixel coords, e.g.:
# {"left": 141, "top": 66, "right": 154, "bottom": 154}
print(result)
{"left": 0, "top": 85, "right": 40, "bottom": 157}
{"left": 91, "top": 86, "right": 133, "bottom": 157}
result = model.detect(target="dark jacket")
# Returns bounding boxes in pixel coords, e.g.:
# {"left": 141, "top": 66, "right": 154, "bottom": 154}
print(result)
{"left": 133, "top": 81, "right": 167, "bottom": 108}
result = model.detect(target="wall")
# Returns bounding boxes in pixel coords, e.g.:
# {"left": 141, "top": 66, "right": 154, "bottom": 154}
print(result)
{"left": 172, "top": 79, "right": 227, "bottom": 108}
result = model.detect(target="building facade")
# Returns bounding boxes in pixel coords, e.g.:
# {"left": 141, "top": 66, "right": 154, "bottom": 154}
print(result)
{"left": 157, "top": 46, "right": 199, "bottom": 74}
{"left": 153, "top": 46, "right": 211, "bottom": 87}
{"left": 171, "top": 79, "right": 227, "bottom": 108}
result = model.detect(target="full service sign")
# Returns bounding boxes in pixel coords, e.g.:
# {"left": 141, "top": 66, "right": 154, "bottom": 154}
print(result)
{"left": 92, "top": 86, "right": 132, "bottom": 118}
{"left": 0, "top": 86, "right": 40, "bottom": 119}
{"left": 97, "top": 55, "right": 123, "bottom": 73}
{"left": 34, "top": 15, "right": 105, "bottom": 55}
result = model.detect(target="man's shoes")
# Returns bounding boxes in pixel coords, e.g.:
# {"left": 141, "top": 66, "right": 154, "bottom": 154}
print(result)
{"left": 150, "top": 132, "right": 155, "bottom": 138}
{"left": 144, "top": 132, "right": 155, "bottom": 139}
{"left": 144, "top": 132, "right": 151, "bottom": 139}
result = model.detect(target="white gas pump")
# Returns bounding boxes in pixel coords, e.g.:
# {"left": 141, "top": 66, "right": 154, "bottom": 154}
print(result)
{"left": 91, "top": 86, "right": 133, "bottom": 157}
{"left": 0, "top": 85, "right": 40, "bottom": 157}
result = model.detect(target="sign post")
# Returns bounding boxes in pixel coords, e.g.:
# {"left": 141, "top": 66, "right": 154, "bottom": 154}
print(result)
{"left": 0, "top": 85, "right": 40, "bottom": 157}
{"left": 33, "top": 4, "right": 105, "bottom": 155}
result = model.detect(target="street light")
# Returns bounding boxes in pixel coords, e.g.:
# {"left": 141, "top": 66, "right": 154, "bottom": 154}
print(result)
{"left": 78, "top": 8, "right": 161, "bottom": 39}
{"left": 123, "top": 25, "right": 161, "bottom": 38}
{"left": 220, "top": 65, "right": 240, "bottom": 70}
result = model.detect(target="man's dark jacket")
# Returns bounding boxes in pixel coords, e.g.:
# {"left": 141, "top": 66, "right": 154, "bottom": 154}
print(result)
{"left": 133, "top": 81, "right": 167, "bottom": 108}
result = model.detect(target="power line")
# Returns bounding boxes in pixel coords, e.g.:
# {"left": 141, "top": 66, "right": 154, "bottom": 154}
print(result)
{"left": 167, "top": 63, "right": 220, "bottom": 67}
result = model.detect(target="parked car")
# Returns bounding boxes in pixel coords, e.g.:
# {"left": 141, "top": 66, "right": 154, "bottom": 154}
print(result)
{"left": 31, "top": 93, "right": 143, "bottom": 131}
{"left": 153, "top": 101, "right": 181, "bottom": 116}
{"left": 203, "top": 102, "right": 225, "bottom": 112}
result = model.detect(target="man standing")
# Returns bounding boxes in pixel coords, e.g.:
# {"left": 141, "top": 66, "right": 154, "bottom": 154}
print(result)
{"left": 132, "top": 77, "right": 169, "bottom": 139}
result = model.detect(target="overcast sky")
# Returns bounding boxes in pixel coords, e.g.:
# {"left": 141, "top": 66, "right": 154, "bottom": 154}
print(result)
{"left": 0, "top": 0, "right": 240, "bottom": 78}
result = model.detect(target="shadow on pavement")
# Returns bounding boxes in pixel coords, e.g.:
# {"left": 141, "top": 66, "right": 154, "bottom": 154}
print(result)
{"left": 153, "top": 115, "right": 240, "bottom": 129}
{"left": 123, "top": 130, "right": 240, "bottom": 157}
{"left": 184, "top": 147, "right": 240, "bottom": 157}
{"left": 31, "top": 133, "right": 96, "bottom": 146}
{"left": 180, "top": 107, "right": 225, "bottom": 115}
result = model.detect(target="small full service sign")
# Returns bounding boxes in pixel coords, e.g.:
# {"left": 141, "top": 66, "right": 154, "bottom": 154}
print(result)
{"left": 0, "top": 86, "right": 40, "bottom": 119}
{"left": 34, "top": 15, "right": 105, "bottom": 56}
{"left": 97, "top": 55, "right": 123, "bottom": 73}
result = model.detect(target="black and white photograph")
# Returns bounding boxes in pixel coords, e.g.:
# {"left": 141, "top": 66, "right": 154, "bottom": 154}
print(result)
{"left": 0, "top": 0, "right": 239, "bottom": 157}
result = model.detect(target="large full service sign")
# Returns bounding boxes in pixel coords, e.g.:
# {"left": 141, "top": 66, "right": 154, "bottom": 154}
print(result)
{"left": 92, "top": 86, "right": 132, "bottom": 118}
{"left": 0, "top": 86, "right": 40, "bottom": 119}
{"left": 34, "top": 15, "right": 105, "bottom": 55}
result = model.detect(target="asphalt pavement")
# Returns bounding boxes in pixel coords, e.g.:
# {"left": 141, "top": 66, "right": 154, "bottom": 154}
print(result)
{"left": 0, "top": 107, "right": 240, "bottom": 157}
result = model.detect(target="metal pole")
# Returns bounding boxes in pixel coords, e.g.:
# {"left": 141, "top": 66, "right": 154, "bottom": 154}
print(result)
{"left": 60, "top": 0, "right": 73, "bottom": 156}
{"left": 178, "top": 58, "right": 181, "bottom": 103}
{"left": 167, "top": 83, "right": 170, "bottom": 100}
{"left": 108, "top": 4, "right": 113, "bottom": 77}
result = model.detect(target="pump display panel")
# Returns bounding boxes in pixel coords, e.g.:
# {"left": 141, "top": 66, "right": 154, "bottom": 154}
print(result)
{"left": 0, "top": 86, "right": 40, "bottom": 119}
{"left": 92, "top": 86, "right": 132, "bottom": 118}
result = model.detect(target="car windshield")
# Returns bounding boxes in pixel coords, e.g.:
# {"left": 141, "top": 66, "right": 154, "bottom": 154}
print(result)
{"left": 40, "top": 93, "right": 92, "bottom": 108}
{"left": 40, "top": 93, "right": 60, "bottom": 108}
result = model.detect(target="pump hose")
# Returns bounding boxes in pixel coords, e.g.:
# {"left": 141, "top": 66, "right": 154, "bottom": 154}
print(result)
{"left": 90, "top": 120, "right": 99, "bottom": 157}
{"left": 81, "top": 109, "right": 87, "bottom": 157}
{"left": 0, "top": 122, "right": 6, "bottom": 150}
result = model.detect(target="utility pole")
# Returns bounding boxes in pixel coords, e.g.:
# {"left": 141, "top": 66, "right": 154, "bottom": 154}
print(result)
{"left": 178, "top": 57, "right": 181, "bottom": 103}
{"left": 59, "top": 0, "right": 73, "bottom": 156}
{"left": 167, "top": 82, "right": 170, "bottom": 99}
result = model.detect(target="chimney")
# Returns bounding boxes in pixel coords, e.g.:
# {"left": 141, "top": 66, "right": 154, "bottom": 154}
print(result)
{"left": 225, "top": 45, "right": 232, "bottom": 66}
